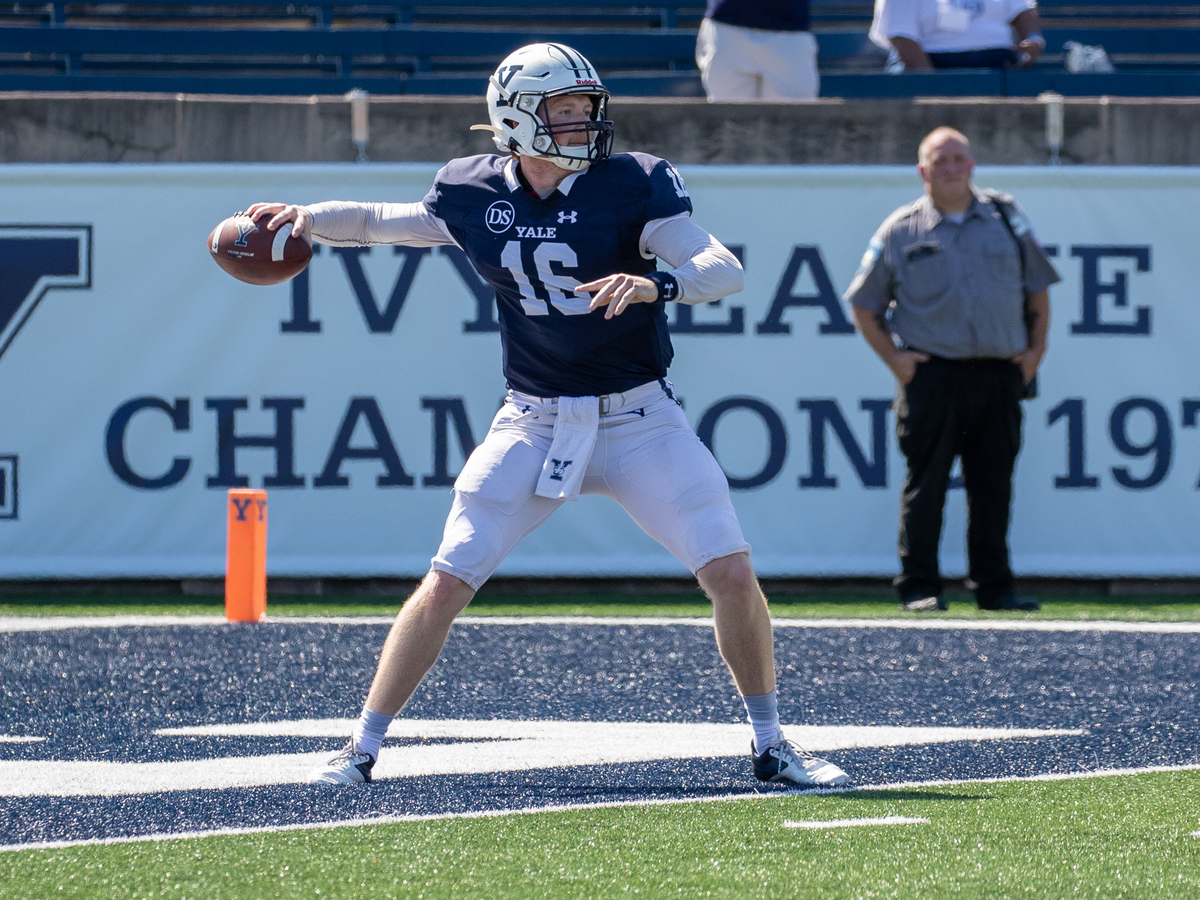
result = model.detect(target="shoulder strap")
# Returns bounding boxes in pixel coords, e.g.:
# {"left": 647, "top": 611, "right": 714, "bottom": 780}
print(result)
{"left": 985, "top": 192, "right": 1025, "bottom": 282}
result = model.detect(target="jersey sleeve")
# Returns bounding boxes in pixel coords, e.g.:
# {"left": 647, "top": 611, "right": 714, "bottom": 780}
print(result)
{"left": 645, "top": 159, "right": 694, "bottom": 222}
{"left": 421, "top": 165, "right": 455, "bottom": 227}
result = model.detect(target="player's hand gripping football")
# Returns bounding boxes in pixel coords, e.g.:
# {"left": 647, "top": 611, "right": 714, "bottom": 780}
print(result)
{"left": 578, "top": 273, "right": 659, "bottom": 319}
{"left": 245, "top": 202, "right": 313, "bottom": 241}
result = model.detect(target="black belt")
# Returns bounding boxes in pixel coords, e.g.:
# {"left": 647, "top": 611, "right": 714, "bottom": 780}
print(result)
{"left": 912, "top": 351, "right": 1012, "bottom": 366}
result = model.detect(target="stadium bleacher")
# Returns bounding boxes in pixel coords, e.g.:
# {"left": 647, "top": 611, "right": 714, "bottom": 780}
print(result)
{"left": 0, "top": 0, "right": 1196, "bottom": 97}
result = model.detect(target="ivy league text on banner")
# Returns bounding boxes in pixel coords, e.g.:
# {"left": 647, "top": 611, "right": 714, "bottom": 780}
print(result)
{"left": 0, "top": 165, "right": 1196, "bottom": 578}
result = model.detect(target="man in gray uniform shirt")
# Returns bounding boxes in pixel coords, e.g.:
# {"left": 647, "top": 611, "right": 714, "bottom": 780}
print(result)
{"left": 844, "top": 126, "right": 1060, "bottom": 612}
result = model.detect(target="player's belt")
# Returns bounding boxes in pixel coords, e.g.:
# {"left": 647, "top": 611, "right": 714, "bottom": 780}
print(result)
{"left": 597, "top": 380, "right": 666, "bottom": 416}
{"left": 510, "top": 379, "right": 668, "bottom": 420}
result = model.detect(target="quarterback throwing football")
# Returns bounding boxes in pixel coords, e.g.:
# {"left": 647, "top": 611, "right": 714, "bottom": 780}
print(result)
{"left": 250, "top": 42, "right": 848, "bottom": 789}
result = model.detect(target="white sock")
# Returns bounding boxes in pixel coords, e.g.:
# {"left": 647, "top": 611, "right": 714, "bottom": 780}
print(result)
{"left": 352, "top": 708, "right": 393, "bottom": 761}
{"left": 742, "top": 689, "right": 781, "bottom": 754}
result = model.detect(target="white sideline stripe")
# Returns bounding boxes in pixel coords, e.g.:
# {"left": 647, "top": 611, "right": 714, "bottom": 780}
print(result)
{"left": 4, "top": 614, "right": 1200, "bottom": 634}
{"left": 459, "top": 616, "right": 1200, "bottom": 634}
{"left": 0, "top": 615, "right": 232, "bottom": 631}
{"left": 3, "top": 762, "right": 1199, "bottom": 855}
{"left": 783, "top": 816, "right": 930, "bottom": 829}
{"left": 0, "top": 721, "right": 1081, "bottom": 797}
{"left": 0, "top": 736, "right": 44, "bottom": 744}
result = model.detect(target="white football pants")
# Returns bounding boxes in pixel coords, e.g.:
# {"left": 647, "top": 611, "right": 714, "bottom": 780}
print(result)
{"left": 431, "top": 380, "right": 751, "bottom": 590}
{"left": 695, "top": 18, "right": 820, "bottom": 101}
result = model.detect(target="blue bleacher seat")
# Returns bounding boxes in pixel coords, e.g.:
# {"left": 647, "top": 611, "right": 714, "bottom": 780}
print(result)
{"left": 0, "top": 0, "right": 1195, "bottom": 97}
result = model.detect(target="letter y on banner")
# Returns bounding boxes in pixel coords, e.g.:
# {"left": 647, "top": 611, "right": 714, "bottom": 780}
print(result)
{"left": 0, "top": 226, "right": 93, "bottom": 360}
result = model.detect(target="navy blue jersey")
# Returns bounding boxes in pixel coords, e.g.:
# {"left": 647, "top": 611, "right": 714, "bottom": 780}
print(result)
{"left": 423, "top": 152, "right": 693, "bottom": 397}
{"left": 707, "top": 0, "right": 809, "bottom": 32}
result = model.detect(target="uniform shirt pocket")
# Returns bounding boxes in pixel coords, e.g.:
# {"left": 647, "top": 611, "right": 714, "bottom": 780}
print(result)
{"left": 984, "top": 241, "right": 1022, "bottom": 286}
{"left": 900, "top": 241, "right": 951, "bottom": 304}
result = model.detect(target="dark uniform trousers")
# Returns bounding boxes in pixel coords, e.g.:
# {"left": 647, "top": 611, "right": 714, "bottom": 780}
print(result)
{"left": 894, "top": 355, "right": 1026, "bottom": 608}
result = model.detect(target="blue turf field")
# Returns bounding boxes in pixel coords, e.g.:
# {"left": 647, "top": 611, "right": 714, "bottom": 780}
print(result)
{"left": 2, "top": 618, "right": 1198, "bottom": 849}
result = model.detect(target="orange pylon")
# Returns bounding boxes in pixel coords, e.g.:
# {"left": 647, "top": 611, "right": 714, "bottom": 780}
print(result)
{"left": 225, "top": 488, "right": 267, "bottom": 622}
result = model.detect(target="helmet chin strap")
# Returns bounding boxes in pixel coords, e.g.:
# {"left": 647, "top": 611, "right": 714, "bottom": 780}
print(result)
{"left": 472, "top": 111, "right": 601, "bottom": 172}
{"left": 513, "top": 143, "right": 592, "bottom": 172}
{"left": 549, "top": 155, "right": 591, "bottom": 172}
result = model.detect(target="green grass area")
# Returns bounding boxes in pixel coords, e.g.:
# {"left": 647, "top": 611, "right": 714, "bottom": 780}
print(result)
{"left": 3, "top": 769, "right": 1198, "bottom": 899}
{"left": 3, "top": 589, "right": 1200, "bottom": 622}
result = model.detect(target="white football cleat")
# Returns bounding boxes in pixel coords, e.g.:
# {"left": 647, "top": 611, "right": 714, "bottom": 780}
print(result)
{"left": 308, "top": 739, "right": 375, "bottom": 784}
{"left": 752, "top": 735, "right": 849, "bottom": 787}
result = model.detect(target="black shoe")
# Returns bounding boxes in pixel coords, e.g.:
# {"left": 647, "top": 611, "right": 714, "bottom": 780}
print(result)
{"left": 997, "top": 595, "right": 1040, "bottom": 611}
{"left": 900, "top": 595, "right": 947, "bottom": 612}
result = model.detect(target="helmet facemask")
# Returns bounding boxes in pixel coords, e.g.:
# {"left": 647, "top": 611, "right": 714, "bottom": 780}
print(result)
{"left": 518, "top": 89, "right": 614, "bottom": 171}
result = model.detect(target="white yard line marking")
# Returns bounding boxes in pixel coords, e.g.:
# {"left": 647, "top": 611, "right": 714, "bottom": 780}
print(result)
{"left": 769, "top": 617, "right": 1200, "bottom": 634}
{"left": 783, "top": 816, "right": 930, "bottom": 829}
{"left": 0, "top": 736, "right": 44, "bottom": 744}
{"left": 0, "top": 720, "right": 1080, "bottom": 798}
{"left": 3, "top": 614, "right": 1200, "bottom": 634}
{"left": 0, "top": 615, "right": 231, "bottom": 632}
{"left": 455, "top": 615, "right": 1200, "bottom": 634}
{"left": 3, "top": 762, "right": 1198, "bottom": 855}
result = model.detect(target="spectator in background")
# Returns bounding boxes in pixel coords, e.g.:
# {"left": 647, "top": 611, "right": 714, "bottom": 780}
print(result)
{"left": 695, "top": 0, "right": 819, "bottom": 100}
{"left": 844, "top": 127, "right": 1059, "bottom": 612}
{"left": 870, "top": 0, "right": 1047, "bottom": 71}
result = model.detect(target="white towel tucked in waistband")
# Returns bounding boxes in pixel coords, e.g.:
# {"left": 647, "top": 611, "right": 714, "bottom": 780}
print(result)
{"left": 534, "top": 395, "right": 600, "bottom": 502}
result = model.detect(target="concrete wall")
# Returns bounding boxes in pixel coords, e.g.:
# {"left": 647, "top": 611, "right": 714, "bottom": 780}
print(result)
{"left": 2, "top": 91, "right": 1199, "bottom": 165}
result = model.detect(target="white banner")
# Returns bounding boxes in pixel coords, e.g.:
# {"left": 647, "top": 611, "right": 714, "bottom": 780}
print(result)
{"left": 1, "top": 164, "right": 1198, "bottom": 579}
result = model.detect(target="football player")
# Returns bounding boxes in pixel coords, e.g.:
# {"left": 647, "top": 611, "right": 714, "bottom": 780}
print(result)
{"left": 248, "top": 42, "right": 849, "bottom": 789}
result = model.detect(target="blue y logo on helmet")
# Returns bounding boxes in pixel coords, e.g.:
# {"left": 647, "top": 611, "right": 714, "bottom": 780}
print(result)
{"left": 0, "top": 225, "right": 93, "bottom": 361}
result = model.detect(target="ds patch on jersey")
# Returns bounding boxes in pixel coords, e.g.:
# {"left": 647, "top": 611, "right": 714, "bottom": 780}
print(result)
{"left": 485, "top": 200, "right": 516, "bottom": 234}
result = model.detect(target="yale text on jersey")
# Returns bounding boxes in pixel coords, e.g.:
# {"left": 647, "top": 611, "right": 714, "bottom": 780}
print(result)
{"left": 514, "top": 226, "right": 557, "bottom": 239}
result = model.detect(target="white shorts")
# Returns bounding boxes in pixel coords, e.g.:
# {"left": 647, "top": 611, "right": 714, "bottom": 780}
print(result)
{"left": 695, "top": 18, "right": 820, "bottom": 101}
{"left": 431, "top": 380, "right": 751, "bottom": 590}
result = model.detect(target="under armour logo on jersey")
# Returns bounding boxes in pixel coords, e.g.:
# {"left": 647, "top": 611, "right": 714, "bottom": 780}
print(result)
{"left": 485, "top": 200, "right": 516, "bottom": 234}
{"left": 557, "top": 211, "right": 578, "bottom": 224}
{"left": 549, "top": 459, "right": 573, "bottom": 481}
{"left": 233, "top": 218, "right": 256, "bottom": 247}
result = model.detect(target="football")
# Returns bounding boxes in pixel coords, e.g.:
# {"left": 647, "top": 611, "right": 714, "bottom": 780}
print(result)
{"left": 207, "top": 213, "right": 312, "bottom": 285}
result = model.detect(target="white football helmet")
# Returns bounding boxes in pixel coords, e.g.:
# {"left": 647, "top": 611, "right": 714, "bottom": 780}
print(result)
{"left": 474, "top": 43, "right": 614, "bottom": 172}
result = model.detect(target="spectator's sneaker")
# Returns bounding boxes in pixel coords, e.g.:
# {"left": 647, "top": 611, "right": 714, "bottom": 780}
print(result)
{"left": 308, "top": 739, "right": 375, "bottom": 784}
{"left": 900, "top": 595, "right": 947, "bottom": 612}
{"left": 752, "top": 736, "right": 849, "bottom": 787}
